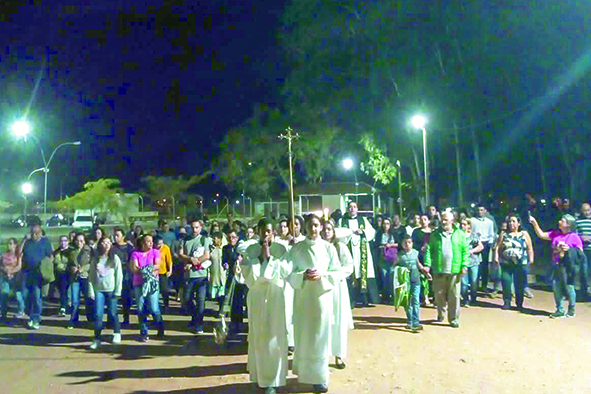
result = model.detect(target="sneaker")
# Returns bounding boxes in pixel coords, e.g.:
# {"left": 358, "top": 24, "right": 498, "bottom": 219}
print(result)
{"left": 524, "top": 288, "right": 534, "bottom": 299}
{"left": 501, "top": 303, "right": 511, "bottom": 310}
{"left": 412, "top": 324, "right": 424, "bottom": 331}
{"left": 155, "top": 331, "right": 165, "bottom": 339}
{"left": 59, "top": 308, "right": 66, "bottom": 317}
{"left": 313, "top": 384, "right": 329, "bottom": 393}
{"left": 67, "top": 322, "right": 76, "bottom": 330}
{"left": 140, "top": 334, "right": 149, "bottom": 342}
{"left": 566, "top": 309, "right": 576, "bottom": 318}
{"left": 27, "top": 320, "right": 40, "bottom": 330}
{"left": 27, "top": 320, "right": 34, "bottom": 329}
{"left": 449, "top": 321, "right": 460, "bottom": 328}
{"left": 112, "top": 333, "right": 122, "bottom": 344}
{"left": 436, "top": 314, "right": 444, "bottom": 323}
{"left": 89, "top": 339, "right": 101, "bottom": 350}
{"left": 549, "top": 311, "right": 566, "bottom": 319}
{"left": 15, "top": 312, "right": 26, "bottom": 319}
{"left": 405, "top": 324, "right": 412, "bottom": 330}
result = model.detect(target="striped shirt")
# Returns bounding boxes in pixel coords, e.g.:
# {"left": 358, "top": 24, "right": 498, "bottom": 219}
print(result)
{"left": 576, "top": 217, "right": 591, "bottom": 250}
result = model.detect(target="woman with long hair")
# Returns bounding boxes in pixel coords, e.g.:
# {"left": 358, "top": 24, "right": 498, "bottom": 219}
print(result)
{"left": 494, "top": 215, "right": 534, "bottom": 311}
{"left": 0, "top": 238, "right": 24, "bottom": 322}
{"left": 130, "top": 234, "right": 165, "bottom": 341}
{"left": 88, "top": 237, "right": 123, "bottom": 349}
{"left": 321, "top": 219, "right": 354, "bottom": 370}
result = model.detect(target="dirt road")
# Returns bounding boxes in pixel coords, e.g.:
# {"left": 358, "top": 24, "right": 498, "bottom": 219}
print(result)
{"left": 1, "top": 289, "right": 590, "bottom": 394}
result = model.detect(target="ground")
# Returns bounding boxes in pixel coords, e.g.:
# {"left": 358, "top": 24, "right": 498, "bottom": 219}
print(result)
{"left": 1, "top": 288, "right": 590, "bottom": 394}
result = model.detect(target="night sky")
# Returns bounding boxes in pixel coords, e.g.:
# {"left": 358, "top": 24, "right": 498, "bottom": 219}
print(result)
{"left": 1, "top": 1, "right": 590, "bottom": 206}
{"left": 0, "top": 1, "right": 287, "bottom": 201}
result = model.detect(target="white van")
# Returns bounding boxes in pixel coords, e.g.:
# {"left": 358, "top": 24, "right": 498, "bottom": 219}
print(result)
{"left": 72, "top": 209, "right": 94, "bottom": 230}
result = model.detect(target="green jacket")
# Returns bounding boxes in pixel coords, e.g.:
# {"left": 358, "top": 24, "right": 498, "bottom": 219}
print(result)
{"left": 424, "top": 228, "right": 469, "bottom": 274}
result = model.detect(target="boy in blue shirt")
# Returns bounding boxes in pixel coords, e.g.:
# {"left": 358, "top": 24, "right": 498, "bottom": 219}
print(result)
{"left": 397, "top": 235, "right": 431, "bottom": 332}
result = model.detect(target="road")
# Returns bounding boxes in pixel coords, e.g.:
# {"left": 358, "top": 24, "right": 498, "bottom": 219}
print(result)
{"left": 0, "top": 288, "right": 590, "bottom": 393}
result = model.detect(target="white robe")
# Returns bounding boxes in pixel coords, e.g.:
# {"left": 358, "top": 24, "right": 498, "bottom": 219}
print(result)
{"left": 286, "top": 237, "right": 342, "bottom": 385}
{"left": 331, "top": 242, "right": 354, "bottom": 358}
{"left": 337, "top": 216, "right": 376, "bottom": 279}
{"left": 238, "top": 242, "right": 290, "bottom": 388}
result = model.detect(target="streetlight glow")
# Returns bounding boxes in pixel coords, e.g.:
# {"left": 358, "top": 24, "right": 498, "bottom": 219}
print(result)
{"left": 343, "top": 158, "right": 353, "bottom": 170}
{"left": 12, "top": 121, "right": 31, "bottom": 138}
{"left": 22, "top": 183, "right": 32, "bottom": 194}
{"left": 411, "top": 115, "right": 427, "bottom": 129}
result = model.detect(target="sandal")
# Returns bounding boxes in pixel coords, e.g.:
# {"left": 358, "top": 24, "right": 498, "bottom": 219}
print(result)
{"left": 335, "top": 356, "right": 346, "bottom": 369}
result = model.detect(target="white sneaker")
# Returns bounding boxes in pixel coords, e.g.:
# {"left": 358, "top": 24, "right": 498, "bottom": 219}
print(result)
{"left": 112, "top": 333, "right": 121, "bottom": 344}
{"left": 89, "top": 339, "right": 101, "bottom": 350}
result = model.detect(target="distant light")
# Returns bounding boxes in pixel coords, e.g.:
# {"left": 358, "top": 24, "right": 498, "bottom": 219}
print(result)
{"left": 540, "top": 199, "right": 546, "bottom": 204}
{"left": 12, "top": 121, "right": 30, "bottom": 138}
{"left": 72, "top": 141, "right": 82, "bottom": 145}
{"left": 236, "top": 200, "right": 240, "bottom": 204}
{"left": 248, "top": 162, "right": 252, "bottom": 166}
{"left": 163, "top": 198, "right": 166, "bottom": 202}
{"left": 216, "top": 193, "right": 220, "bottom": 197}
{"left": 343, "top": 158, "right": 354, "bottom": 170}
{"left": 470, "top": 203, "right": 476, "bottom": 208}
{"left": 396, "top": 160, "right": 401, "bottom": 166}
{"left": 411, "top": 115, "right": 427, "bottom": 129}
{"left": 213, "top": 200, "right": 217, "bottom": 203}
{"left": 22, "top": 183, "right": 32, "bottom": 194}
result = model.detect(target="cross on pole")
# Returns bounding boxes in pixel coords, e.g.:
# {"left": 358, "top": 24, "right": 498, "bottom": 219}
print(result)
{"left": 279, "top": 127, "right": 299, "bottom": 236}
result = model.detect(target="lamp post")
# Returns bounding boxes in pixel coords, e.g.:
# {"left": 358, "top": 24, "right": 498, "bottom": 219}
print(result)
{"left": 411, "top": 115, "right": 429, "bottom": 208}
{"left": 396, "top": 160, "right": 403, "bottom": 218}
{"left": 22, "top": 182, "right": 33, "bottom": 219}
{"left": 343, "top": 158, "right": 359, "bottom": 202}
{"left": 12, "top": 120, "right": 81, "bottom": 214}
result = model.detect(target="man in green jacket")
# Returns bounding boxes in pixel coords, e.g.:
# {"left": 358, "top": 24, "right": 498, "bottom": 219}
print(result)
{"left": 424, "top": 211, "right": 469, "bottom": 328}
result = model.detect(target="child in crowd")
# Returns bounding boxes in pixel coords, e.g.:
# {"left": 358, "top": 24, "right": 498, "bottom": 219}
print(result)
{"left": 398, "top": 235, "right": 431, "bottom": 333}
{"left": 209, "top": 232, "right": 227, "bottom": 317}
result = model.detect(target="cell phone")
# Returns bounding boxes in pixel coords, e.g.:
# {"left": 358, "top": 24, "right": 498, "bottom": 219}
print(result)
{"left": 527, "top": 210, "right": 531, "bottom": 220}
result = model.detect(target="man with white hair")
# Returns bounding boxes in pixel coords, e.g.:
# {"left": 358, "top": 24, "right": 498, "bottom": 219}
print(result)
{"left": 424, "top": 211, "right": 469, "bottom": 328}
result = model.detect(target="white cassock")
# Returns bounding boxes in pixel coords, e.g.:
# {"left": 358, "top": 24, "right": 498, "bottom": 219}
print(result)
{"left": 337, "top": 216, "right": 376, "bottom": 280}
{"left": 331, "top": 242, "right": 354, "bottom": 358}
{"left": 237, "top": 241, "right": 290, "bottom": 388}
{"left": 287, "top": 237, "right": 342, "bottom": 385}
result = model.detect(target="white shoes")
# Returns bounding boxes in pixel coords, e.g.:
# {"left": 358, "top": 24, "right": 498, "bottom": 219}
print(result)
{"left": 89, "top": 339, "right": 101, "bottom": 350}
{"left": 112, "top": 333, "right": 121, "bottom": 344}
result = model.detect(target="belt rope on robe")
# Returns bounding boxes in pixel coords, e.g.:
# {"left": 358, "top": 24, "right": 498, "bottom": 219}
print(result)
{"left": 359, "top": 234, "right": 369, "bottom": 291}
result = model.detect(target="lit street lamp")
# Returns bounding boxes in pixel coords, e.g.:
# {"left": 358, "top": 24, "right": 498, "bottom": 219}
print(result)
{"left": 396, "top": 160, "right": 403, "bottom": 218}
{"left": 411, "top": 115, "right": 429, "bottom": 208}
{"left": 12, "top": 120, "right": 81, "bottom": 214}
{"left": 342, "top": 158, "right": 359, "bottom": 202}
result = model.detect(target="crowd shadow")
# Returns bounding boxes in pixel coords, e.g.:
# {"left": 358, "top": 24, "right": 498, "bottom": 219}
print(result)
{"left": 127, "top": 377, "right": 313, "bottom": 394}
{"left": 0, "top": 330, "right": 248, "bottom": 360}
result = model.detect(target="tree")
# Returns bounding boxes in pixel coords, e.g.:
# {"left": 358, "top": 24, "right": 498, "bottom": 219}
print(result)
{"left": 359, "top": 134, "right": 397, "bottom": 187}
{"left": 52, "top": 178, "right": 136, "bottom": 225}
{"left": 141, "top": 173, "right": 212, "bottom": 210}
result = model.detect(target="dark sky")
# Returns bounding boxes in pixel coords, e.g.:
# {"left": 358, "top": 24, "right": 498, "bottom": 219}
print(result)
{"left": 0, "top": 1, "right": 287, "bottom": 201}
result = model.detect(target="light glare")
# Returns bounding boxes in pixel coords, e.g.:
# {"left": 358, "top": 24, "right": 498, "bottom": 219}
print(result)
{"left": 12, "top": 121, "right": 31, "bottom": 137}
{"left": 343, "top": 158, "right": 353, "bottom": 170}
{"left": 411, "top": 115, "right": 427, "bottom": 129}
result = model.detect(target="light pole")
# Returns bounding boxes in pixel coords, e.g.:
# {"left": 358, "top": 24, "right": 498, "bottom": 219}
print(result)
{"left": 22, "top": 182, "right": 33, "bottom": 219}
{"left": 411, "top": 115, "right": 429, "bottom": 208}
{"left": 343, "top": 158, "right": 359, "bottom": 202}
{"left": 396, "top": 160, "right": 403, "bottom": 218}
{"left": 12, "top": 120, "right": 81, "bottom": 214}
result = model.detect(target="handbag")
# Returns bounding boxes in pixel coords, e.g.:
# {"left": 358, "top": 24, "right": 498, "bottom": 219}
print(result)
{"left": 40, "top": 256, "right": 55, "bottom": 284}
{"left": 384, "top": 246, "right": 398, "bottom": 263}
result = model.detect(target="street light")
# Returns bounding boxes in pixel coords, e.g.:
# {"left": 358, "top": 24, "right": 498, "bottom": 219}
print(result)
{"left": 396, "top": 160, "right": 403, "bottom": 218}
{"left": 12, "top": 120, "right": 81, "bottom": 214}
{"left": 342, "top": 158, "right": 359, "bottom": 202}
{"left": 411, "top": 114, "right": 429, "bottom": 207}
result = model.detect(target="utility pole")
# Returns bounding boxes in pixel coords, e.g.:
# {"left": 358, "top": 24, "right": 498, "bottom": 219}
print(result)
{"left": 279, "top": 127, "right": 299, "bottom": 235}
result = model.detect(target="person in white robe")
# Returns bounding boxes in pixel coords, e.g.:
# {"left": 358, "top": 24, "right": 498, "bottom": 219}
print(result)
{"left": 286, "top": 214, "right": 344, "bottom": 393}
{"left": 321, "top": 219, "right": 354, "bottom": 369}
{"left": 235, "top": 218, "right": 290, "bottom": 394}
{"left": 337, "top": 201, "right": 380, "bottom": 306}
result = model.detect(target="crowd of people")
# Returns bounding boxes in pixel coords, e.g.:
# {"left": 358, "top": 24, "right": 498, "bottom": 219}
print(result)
{"left": 0, "top": 196, "right": 590, "bottom": 393}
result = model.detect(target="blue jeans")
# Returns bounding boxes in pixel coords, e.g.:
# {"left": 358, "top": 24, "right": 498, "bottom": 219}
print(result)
{"left": 22, "top": 271, "right": 43, "bottom": 323}
{"left": 94, "top": 291, "right": 120, "bottom": 339}
{"left": 134, "top": 287, "right": 163, "bottom": 335}
{"left": 184, "top": 277, "right": 207, "bottom": 329}
{"left": 501, "top": 264, "right": 528, "bottom": 308}
{"left": 55, "top": 272, "right": 69, "bottom": 310}
{"left": 552, "top": 273, "right": 576, "bottom": 313}
{"left": 405, "top": 282, "right": 421, "bottom": 327}
{"left": 0, "top": 274, "right": 25, "bottom": 317}
{"left": 69, "top": 277, "right": 94, "bottom": 323}
{"left": 461, "top": 265, "right": 479, "bottom": 304}
{"left": 121, "top": 272, "right": 134, "bottom": 321}
{"left": 379, "top": 264, "right": 394, "bottom": 300}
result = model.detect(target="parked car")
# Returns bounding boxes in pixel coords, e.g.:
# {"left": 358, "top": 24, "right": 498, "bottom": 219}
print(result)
{"left": 11, "top": 215, "right": 42, "bottom": 228}
{"left": 72, "top": 215, "right": 94, "bottom": 230}
{"left": 46, "top": 214, "right": 69, "bottom": 227}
